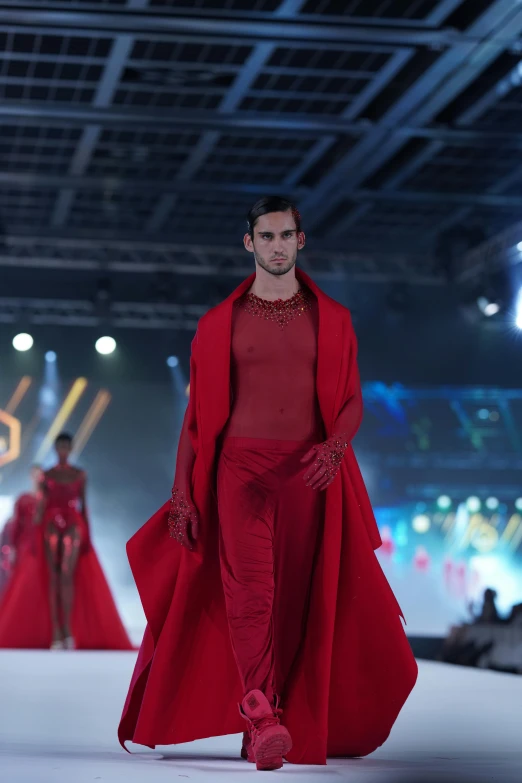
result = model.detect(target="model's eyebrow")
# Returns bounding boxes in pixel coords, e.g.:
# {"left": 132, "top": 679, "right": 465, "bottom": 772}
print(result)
{"left": 257, "top": 229, "right": 297, "bottom": 235}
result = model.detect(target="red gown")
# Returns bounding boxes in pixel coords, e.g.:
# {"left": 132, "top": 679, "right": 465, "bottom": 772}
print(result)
{"left": 0, "top": 474, "right": 133, "bottom": 650}
{"left": 0, "top": 520, "right": 15, "bottom": 596}
{"left": 12, "top": 493, "right": 39, "bottom": 558}
{"left": 0, "top": 493, "right": 37, "bottom": 597}
{"left": 119, "top": 269, "right": 417, "bottom": 764}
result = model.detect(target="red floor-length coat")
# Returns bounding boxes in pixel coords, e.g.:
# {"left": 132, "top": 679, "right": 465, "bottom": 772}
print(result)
{"left": 118, "top": 269, "right": 417, "bottom": 764}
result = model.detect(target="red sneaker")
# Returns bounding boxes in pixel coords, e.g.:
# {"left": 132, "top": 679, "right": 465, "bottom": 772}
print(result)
{"left": 240, "top": 690, "right": 292, "bottom": 771}
{"left": 240, "top": 730, "right": 255, "bottom": 763}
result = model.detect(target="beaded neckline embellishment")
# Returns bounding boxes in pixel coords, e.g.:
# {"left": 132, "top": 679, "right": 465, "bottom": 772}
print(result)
{"left": 237, "top": 287, "right": 313, "bottom": 329}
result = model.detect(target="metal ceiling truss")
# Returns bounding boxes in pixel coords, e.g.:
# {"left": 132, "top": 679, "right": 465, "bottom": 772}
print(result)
{"left": 336, "top": 53, "right": 522, "bottom": 241}
{"left": 459, "top": 220, "right": 522, "bottom": 283}
{"left": 51, "top": 14, "right": 146, "bottom": 228}
{"left": 299, "top": 1, "right": 522, "bottom": 230}
{"left": 7, "top": 103, "right": 522, "bottom": 147}
{"left": 148, "top": 0, "right": 308, "bottom": 233}
{"left": 0, "top": 1, "right": 520, "bottom": 260}
{"left": 420, "top": 58, "right": 522, "bottom": 239}
{"left": 0, "top": 6, "right": 466, "bottom": 48}
{"left": 0, "top": 236, "right": 444, "bottom": 285}
{"left": 3, "top": 172, "right": 522, "bottom": 211}
{"left": 0, "top": 296, "right": 205, "bottom": 330}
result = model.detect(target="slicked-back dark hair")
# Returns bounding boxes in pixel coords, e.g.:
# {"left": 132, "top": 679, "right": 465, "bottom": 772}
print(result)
{"left": 55, "top": 432, "right": 73, "bottom": 445}
{"left": 246, "top": 196, "right": 301, "bottom": 239}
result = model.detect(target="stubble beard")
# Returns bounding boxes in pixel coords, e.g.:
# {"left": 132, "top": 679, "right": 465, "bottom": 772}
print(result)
{"left": 254, "top": 249, "right": 297, "bottom": 277}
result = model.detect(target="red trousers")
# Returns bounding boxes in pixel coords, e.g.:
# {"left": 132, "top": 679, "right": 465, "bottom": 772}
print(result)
{"left": 217, "top": 437, "right": 324, "bottom": 704}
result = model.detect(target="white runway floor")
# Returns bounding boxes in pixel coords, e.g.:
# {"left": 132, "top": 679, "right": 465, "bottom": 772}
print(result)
{"left": 1, "top": 651, "right": 521, "bottom": 783}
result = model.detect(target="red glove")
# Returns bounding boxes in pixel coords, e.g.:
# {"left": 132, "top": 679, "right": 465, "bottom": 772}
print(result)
{"left": 300, "top": 434, "right": 349, "bottom": 491}
{"left": 167, "top": 487, "right": 200, "bottom": 550}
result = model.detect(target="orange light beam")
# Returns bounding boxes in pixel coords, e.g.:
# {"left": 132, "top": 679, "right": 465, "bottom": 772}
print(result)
{"left": 71, "top": 390, "right": 111, "bottom": 459}
{"left": 0, "top": 410, "right": 21, "bottom": 467}
{"left": 35, "top": 378, "right": 88, "bottom": 463}
{"left": 70, "top": 393, "right": 105, "bottom": 457}
{"left": 4, "top": 377, "right": 32, "bottom": 415}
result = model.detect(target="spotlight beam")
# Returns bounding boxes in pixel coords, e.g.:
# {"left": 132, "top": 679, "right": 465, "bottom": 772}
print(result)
{"left": 71, "top": 391, "right": 111, "bottom": 459}
{"left": 516, "top": 288, "right": 522, "bottom": 330}
{"left": 4, "top": 376, "right": 32, "bottom": 415}
{"left": 34, "top": 378, "right": 88, "bottom": 463}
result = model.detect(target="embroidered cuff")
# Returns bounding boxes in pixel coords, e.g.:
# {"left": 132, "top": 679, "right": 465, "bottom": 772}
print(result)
{"left": 315, "top": 435, "right": 349, "bottom": 480}
{"left": 167, "top": 487, "right": 193, "bottom": 544}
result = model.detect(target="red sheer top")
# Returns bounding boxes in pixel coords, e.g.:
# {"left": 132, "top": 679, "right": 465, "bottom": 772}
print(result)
{"left": 221, "top": 289, "right": 324, "bottom": 441}
{"left": 173, "top": 287, "right": 362, "bottom": 494}
{"left": 44, "top": 476, "right": 84, "bottom": 512}
{"left": 42, "top": 471, "right": 89, "bottom": 539}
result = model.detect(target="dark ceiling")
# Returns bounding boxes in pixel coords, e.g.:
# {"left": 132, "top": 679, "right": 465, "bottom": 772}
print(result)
{"left": 2, "top": 0, "right": 522, "bottom": 327}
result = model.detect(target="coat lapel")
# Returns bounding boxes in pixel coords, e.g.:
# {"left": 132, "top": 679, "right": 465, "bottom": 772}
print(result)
{"left": 198, "top": 273, "right": 255, "bottom": 477}
{"left": 296, "top": 269, "right": 344, "bottom": 437}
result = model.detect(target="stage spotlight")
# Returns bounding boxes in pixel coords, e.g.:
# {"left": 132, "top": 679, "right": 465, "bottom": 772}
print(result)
{"left": 45, "top": 351, "right": 57, "bottom": 363}
{"left": 486, "top": 497, "right": 499, "bottom": 511}
{"left": 13, "top": 333, "right": 34, "bottom": 352}
{"left": 516, "top": 288, "right": 522, "bottom": 330}
{"left": 437, "top": 495, "right": 452, "bottom": 511}
{"left": 412, "top": 514, "right": 430, "bottom": 534}
{"left": 95, "top": 336, "right": 116, "bottom": 355}
{"left": 466, "top": 496, "right": 481, "bottom": 513}
{"left": 515, "top": 498, "right": 522, "bottom": 512}
{"left": 475, "top": 270, "right": 510, "bottom": 318}
{"left": 477, "top": 409, "right": 490, "bottom": 420}
{"left": 477, "top": 296, "right": 500, "bottom": 317}
{"left": 517, "top": 242, "right": 522, "bottom": 252}
{"left": 167, "top": 356, "right": 179, "bottom": 368}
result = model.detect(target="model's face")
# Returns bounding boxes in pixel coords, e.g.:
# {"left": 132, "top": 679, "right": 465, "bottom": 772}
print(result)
{"left": 55, "top": 441, "right": 72, "bottom": 460}
{"left": 244, "top": 211, "right": 305, "bottom": 277}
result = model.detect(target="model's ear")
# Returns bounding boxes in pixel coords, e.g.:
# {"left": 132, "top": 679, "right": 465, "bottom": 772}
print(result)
{"left": 244, "top": 233, "right": 254, "bottom": 253}
{"left": 297, "top": 231, "right": 306, "bottom": 251}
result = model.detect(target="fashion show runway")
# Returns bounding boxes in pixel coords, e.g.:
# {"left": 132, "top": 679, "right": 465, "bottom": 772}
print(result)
{"left": 0, "top": 651, "right": 520, "bottom": 783}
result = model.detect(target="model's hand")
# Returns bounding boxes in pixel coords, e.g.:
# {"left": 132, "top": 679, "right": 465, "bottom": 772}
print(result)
{"left": 300, "top": 435, "right": 349, "bottom": 491}
{"left": 167, "top": 488, "right": 199, "bottom": 550}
